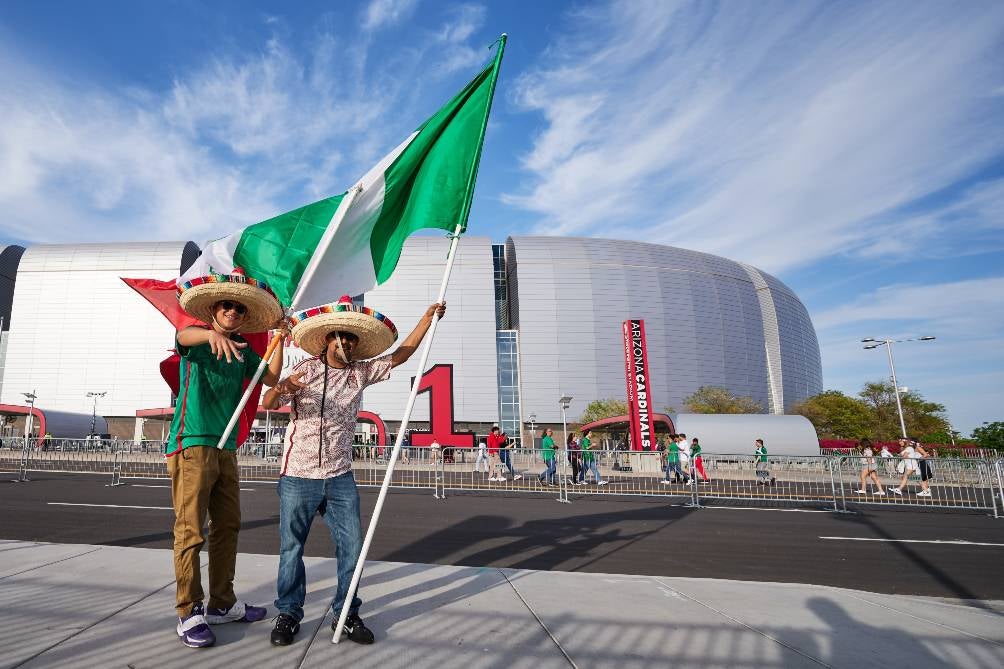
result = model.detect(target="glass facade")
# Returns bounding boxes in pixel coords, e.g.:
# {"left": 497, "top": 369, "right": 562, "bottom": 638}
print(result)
{"left": 492, "top": 243, "right": 510, "bottom": 330}
{"left": 496, "top": 330, "right": 522, "bottom": 444}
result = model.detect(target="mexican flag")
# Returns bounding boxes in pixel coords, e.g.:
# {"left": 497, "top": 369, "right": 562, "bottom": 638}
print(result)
{"left": 177, "top": 36, "right": 505, "bottom": 311}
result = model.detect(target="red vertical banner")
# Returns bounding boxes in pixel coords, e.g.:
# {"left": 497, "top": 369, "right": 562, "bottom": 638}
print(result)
{"left": 622, "top": 319, "right": 654, "bottom": 451}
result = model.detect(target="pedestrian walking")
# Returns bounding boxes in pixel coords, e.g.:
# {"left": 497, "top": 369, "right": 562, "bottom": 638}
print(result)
{"left": 661, "top": 435, "right": 689, "bottom": 485}
{"left": 580, "top": 430, "right": 607, "bottom": 485}
{"left": 678, "top": 433, "right": 694, "bottom": 485}
{"left": 263, "top": 297, "right": 446, "bottom": 647}
{"left": 168, "top": 270, "right": 286, "bottom": 648}
{"left": 914, "top": 438, "right": 934, "bottom": 497}
{"left": 889, "top": 438, "right": 925, "bottom": 496}
{"left": 754, "top": 439, "right": 774, "bottom": 486}
{"left": 488, "top": 426, "right": 521, "bottom": 480}
{"left": 691, "top": 437, "right": 709, "bottom": 482}
{"left": 566, "top": 433, "right": 582, "bottom": 485}
{"left": 855, "top": 438, "right": 885, "bottom": 495}
{"left": 474, "top": 440, "right": 490, "bottom": 476}
{"left": 538, "top": 428, "right": 558, "bottom": 485}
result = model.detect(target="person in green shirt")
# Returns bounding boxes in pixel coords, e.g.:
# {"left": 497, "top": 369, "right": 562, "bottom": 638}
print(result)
{"left": 661, "top": 434, "right": 689, "bottom": 484}
{"left": 537, "top": 428, "right": 558, "bottom": 486}
{"left": 691, "top": 437, "right": 709, "bottom": 482}
{"left": 754, "top": 438, "right": 774, "bottom": 486}
{"left": 168, "top": 271, "right": 285, "bottom": 648}
{"left": 579, "top": 430, "right": 608, "bottom": 485}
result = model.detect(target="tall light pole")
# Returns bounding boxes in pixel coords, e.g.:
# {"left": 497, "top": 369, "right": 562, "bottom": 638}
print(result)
{"left": 558, "top": 396, "right": 572, "bottom": 451}
{"left": 861, "top": 336, "right": 935, "bottom": 439}
{"left": 22, "top": 391, "right": 37, "bottom": 448}
{"left": 87, "top": 391, "right": 107, "bottom": 437}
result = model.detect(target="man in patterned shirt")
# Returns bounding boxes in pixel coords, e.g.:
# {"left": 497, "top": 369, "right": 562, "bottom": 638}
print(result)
{"left": 262, "top": 297, "right": 446, "bottom": 647}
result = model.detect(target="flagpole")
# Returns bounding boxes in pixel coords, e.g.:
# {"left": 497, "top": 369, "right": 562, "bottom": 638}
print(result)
{"left": 333, "top": 33, "right": 507, "bottom": 644}
{"left": 214, "top": 184, "right": 364, "bottom": 450}
{"left": 332, "top": 223, "right": 461, "bottom": 642}
{"left": 215, "top": 333, "right": 283, "bottom": 449}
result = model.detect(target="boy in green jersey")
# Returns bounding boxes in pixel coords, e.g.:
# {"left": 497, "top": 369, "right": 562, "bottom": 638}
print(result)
{"left": 754, "top": 438, "right": 774, "bottom": 486}
{"left": 578, "top": 430, "right": 608, "bottom": 485}
{"left": 168, "top": 271, "right": 285, "bottom": 648}
{"left": 538, "top": 428, "right": 558, "bottom": 485}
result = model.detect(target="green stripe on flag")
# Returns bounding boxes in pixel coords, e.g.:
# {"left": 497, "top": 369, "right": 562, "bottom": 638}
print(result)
{"left": 370, "top": 41, "right": 503, "bottom": 284}
{"left": 232, "top": 194, "right": 344, "bottom": 306}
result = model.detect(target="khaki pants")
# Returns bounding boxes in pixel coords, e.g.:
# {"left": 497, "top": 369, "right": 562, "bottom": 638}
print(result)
{"left": 167, "top": 446, "right": 241, "bottom": 617}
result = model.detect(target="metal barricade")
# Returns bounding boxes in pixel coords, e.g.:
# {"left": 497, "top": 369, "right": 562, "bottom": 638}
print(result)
{"left": 830, "top": 454, "right": 999, "bottom": 513}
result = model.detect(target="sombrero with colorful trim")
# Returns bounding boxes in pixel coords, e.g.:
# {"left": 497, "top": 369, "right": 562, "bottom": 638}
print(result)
{"left": 177, "top": 268, "right": 283, "bottom": 334}
{"left": 290, "top": 295, "right": 398, "bottom": 359}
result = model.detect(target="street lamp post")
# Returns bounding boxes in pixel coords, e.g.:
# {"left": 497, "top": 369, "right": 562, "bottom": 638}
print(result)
{"left": 861, "top": 336, "right": 935, "bottom": 439}
{"left": 527, "top": 412, "right": 537, "bottom": 449}
{"left": 87, "top": 391, "right": 107, "bottom": 438}
{"left": 558, "top": 396, "right": 572, "bottom": 452}
{"left": 22, "top": 391, "right": 37, "bottom": 449}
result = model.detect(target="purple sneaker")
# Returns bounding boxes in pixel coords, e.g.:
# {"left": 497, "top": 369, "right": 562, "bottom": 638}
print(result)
{"left": 205, "top": 600, "right": 268, "bottom": 624}
{"left": 177, "top": 602, "right": 216, "bottom": 648}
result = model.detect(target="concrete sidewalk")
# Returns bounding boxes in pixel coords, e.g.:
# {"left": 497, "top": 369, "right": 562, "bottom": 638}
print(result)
{"left": 2, "top": 540, "right": 1002, "bottom": 669}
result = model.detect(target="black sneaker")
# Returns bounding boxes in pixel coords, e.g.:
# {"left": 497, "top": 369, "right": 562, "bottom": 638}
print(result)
{"left": 270, "top": 614, "right": 300, "bottom": 646}
{"left": 334, "top": 614, "right": 375, "bottom": 644}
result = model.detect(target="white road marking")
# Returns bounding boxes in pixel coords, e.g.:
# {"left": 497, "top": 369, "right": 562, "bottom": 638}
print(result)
{"left": 820, "top": 536, "right": 1004, "bottom": 547}
{"left": 708, "top": 506, "right": 832, "bottom": 514}
{"left": 48, "top": 502, "right": 173, "bottom": 510}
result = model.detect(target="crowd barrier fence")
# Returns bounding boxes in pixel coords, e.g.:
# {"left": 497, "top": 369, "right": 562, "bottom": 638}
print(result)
{"left": 2, "top": 438, "right": 1000, "bottom": 517}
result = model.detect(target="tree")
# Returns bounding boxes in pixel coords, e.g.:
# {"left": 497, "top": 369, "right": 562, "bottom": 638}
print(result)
{"left": 972, "top": 421, "right": 1004, "bottom": 451}
{"left": 857, "top": 380, "right": 949, "bottom": 441}
{"left": 790, "top": 391, "right": 872, "bottom": 439}
{"left": 683, "top": 386, "right": 763, "bottom": 414}
{"left": 578, "top": 398, "right": 629, "bottom": 425}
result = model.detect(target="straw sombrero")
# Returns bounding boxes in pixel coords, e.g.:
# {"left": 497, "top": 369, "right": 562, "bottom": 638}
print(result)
{"left": 177, "top": 268, "right": 283, "bottom": 334}
{"left": 289, "top": 295, "right": 398, "bottom": 359}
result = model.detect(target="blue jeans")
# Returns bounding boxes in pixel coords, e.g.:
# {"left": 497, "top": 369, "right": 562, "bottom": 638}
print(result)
{"left": 275, "top": 473, "right": 363, "bottom": 623}
{"left": 499, "top": 449, "right": 518, "bottom": 476}
{"left": 539, "top": 457, "right": 556, "bottom": 484}
{"left": 665, "top": 462, "right": 688, "bottom": 481}
{"left": 581, "top": 460, "right": 602, "bottom": 482}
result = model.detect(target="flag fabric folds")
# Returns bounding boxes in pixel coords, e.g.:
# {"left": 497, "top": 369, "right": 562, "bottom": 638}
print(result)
{"left": 177, "top": 43, "right": 503, "bottom": 311}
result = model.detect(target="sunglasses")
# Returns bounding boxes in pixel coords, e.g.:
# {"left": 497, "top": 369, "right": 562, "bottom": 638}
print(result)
{"left": 219, "top": 300, "right": 248, "bottom": 315}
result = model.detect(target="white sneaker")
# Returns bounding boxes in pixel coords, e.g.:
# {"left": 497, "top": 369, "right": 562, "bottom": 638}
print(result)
{"left": 660, "top": 480, "right": 671, "bottom": 485}
{"left": 598, "top": 480, "right": 609, "bottom": 486}
{"left": 889, "top": 487, "right": 902, "bottom": 495}
{"left": 513, "top": 474, "right": 523, "bottom": 480}
{"left": 855, "top": 489, "right": 867, "bottom": 494}
{"left": 875, "top": 490, "right": 886, "bottom": 495}
{"left": 917, "top": 490, "right": 932, "bottom": 497}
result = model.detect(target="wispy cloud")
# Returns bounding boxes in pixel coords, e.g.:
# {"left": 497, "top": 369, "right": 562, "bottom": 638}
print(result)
{"left": 507, "top": 0, "right": 1004, "bottom": 273}
{"left": 362, "top": 0, "right": 419, "bottom": 32}
{"left": 0, "top": 9, "right": 488, "bottom": 244}
{"left": 813, "top": 277, "right": 1004, "bottom": 431}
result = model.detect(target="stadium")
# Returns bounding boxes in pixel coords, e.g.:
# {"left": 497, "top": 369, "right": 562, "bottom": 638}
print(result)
{"left": 0, "top": 236, "right": 823, "bottom": 446}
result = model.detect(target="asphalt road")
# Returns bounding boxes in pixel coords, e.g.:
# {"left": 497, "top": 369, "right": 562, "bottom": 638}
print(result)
{"left": 3, "top": 473, "right": 1002, "bottom": 600}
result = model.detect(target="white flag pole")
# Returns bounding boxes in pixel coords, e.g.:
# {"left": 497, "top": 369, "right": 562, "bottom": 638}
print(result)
{"left": 214, "top": 184, "right": 364, "bottom": 450}
{"left": 333, "top": 34, "right": 505, "bottom": 643}
{"left": 332, "top": 223, "right": 462, "bottom": 642}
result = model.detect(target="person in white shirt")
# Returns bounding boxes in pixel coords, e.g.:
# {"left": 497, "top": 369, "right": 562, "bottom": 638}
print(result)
{"left": 677, "top": 434, "right": 694, "bottom": 486}
{"left": 474, "top": 440, "right": 490, "bottom": 476}
{"left": 855, "top": 438, "right": 885, "bottom": 495}
{"left": 889, "top": 438, "right": 931, "bottom": 496}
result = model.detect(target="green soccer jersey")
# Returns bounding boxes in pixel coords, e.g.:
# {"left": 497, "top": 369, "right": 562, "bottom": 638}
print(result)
{"left": 166, "top": 333, "right": 263, "bottom": 455}
{"left": 541, "top": 435, "right": 556, "bottom": 460}
{"left": 755, "top": 445, "right": 768, "bottom": 462}
{"left": 667, "top": 442, "right": 680, "bottom": 463}
{"left": 581, "top": 436, "right": 594, "bottom": 462}
{"left": 691, "top": 443, "right": 702, "bottom": 458}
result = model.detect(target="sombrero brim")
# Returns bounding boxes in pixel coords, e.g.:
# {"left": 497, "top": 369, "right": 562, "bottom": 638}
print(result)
{"left": 290, "top": 303, "right": 398, "bottom": 359}
{"left": 178, "top": 275, "right": 283, "bottom": 333}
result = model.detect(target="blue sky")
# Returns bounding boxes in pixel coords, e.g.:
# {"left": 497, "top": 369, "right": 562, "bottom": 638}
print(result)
{"left": 1, "top": 0, "right": 1002, "bottom": 433}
